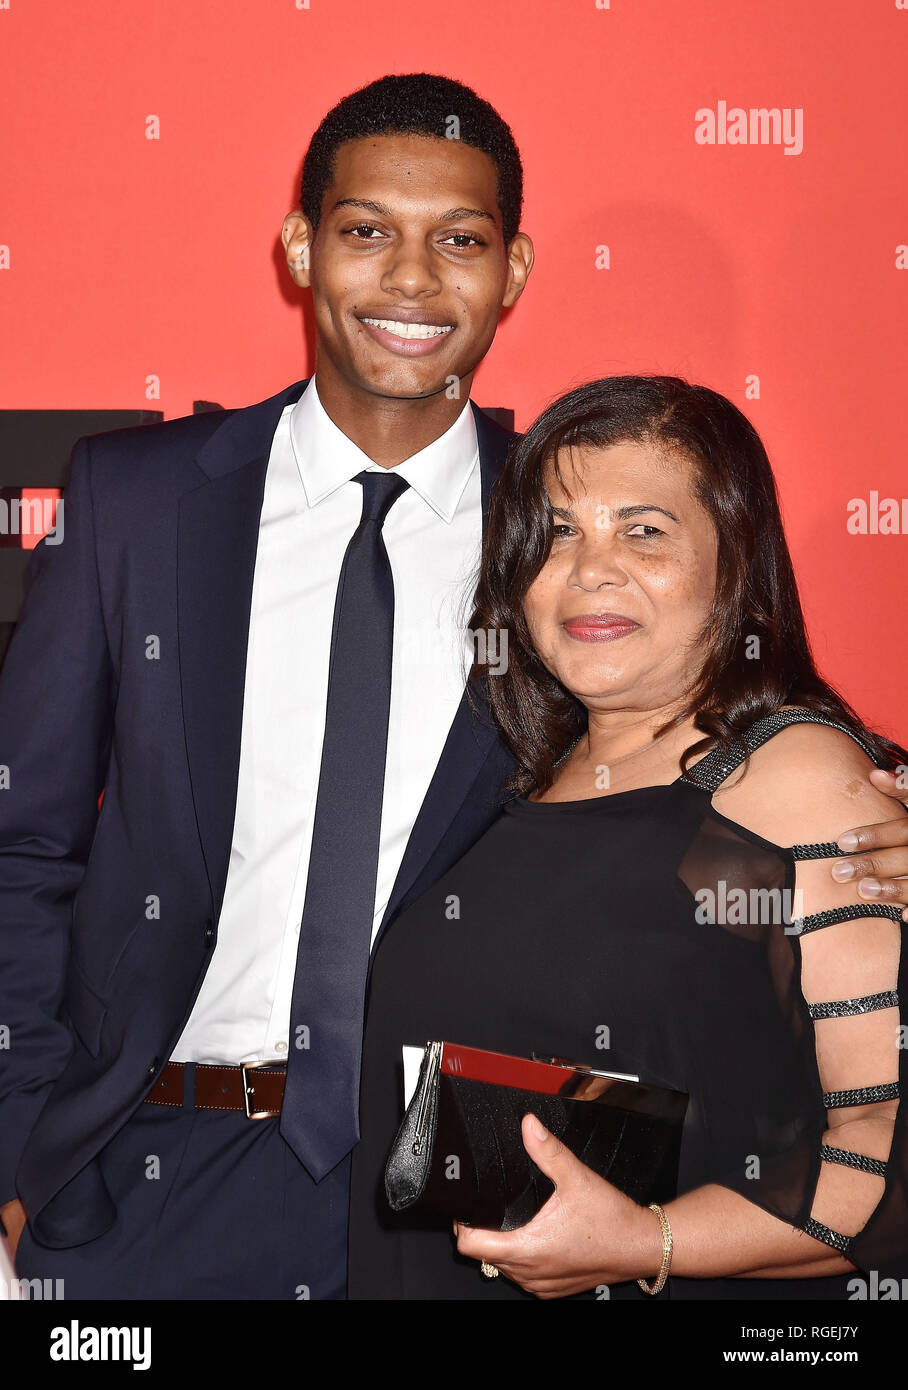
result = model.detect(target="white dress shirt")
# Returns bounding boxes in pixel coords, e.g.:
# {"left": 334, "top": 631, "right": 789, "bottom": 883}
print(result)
{"left": 171, "top": 377, "right": 483, "bottom": 1065}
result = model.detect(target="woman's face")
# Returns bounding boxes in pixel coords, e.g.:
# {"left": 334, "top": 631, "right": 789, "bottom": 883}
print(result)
{"left": 523, "top": 440, "right": 719, "bottom": 716}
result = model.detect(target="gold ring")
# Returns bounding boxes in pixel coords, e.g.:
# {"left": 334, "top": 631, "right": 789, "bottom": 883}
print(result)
{"left": 480, "top": 1261, "right": 500, "bottom": 1279}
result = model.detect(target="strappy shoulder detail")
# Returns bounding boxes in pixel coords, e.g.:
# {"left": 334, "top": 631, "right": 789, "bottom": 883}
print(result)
{"left": 792, "top": 902, "right": 904, "bottom": 936}
{"left": 791, "top": 842, "right": 842, "bottom": 861}
{"left": 677, "top": 708, "right": 881, "bottom": 795}
{"left": 677, "top": 707, "right": 902, "bottom": 1263}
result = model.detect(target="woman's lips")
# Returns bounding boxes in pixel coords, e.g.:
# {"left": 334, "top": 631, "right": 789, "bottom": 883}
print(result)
{"left": 561, "top": 614, "right": 641, "bottom": 643}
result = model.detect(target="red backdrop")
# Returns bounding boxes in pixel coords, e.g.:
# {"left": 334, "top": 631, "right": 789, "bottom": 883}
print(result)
{"left": 1, "top": 0, "right": 905, "bottom": 737}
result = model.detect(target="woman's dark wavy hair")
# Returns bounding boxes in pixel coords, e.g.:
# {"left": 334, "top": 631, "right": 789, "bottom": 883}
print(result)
{"left": 468, "top": 375, "right": 907, "bottom": 796}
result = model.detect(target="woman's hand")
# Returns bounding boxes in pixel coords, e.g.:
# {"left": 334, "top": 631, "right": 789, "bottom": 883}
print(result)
{"left": 453, "top": 1114, "right": 662, "bottom": 1298}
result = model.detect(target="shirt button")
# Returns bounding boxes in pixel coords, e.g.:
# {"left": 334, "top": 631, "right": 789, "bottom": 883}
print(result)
{"left": 274, "top": 1040, "right": 288, "bottom": 1053}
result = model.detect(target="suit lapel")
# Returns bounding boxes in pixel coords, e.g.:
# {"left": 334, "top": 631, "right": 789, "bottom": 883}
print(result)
{"left": 374, "top": 401, "right": 516, "bottom": 943}
{"left": 178, "top": 378, "right": 310, "bottom": 917}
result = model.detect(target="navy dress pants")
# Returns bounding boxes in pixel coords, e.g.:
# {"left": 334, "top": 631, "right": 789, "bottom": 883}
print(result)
{"left": 14, "top": 1068, "right": 349, "bottom": 1300}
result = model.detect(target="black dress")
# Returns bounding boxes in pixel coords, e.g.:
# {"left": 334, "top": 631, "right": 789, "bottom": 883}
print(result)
{"left": 348, "top": 710, "right": 907, "bottom": 1300}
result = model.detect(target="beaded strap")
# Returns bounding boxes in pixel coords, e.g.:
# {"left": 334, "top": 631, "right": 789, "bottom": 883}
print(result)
{"left": 808, "top": 990, "right": 899, "bottom": 1020}
{"left": 791, "top": 841, "right": 844, "bottom": 861}
{"left": 803, "top": 1217, "right": 853, "bottom": 1255}
{"left": 823, "top": 1082, "right": 899, "bottom": 1108}
{"left": 804, "top": 1127, "right": 892, "bottom": 1253}
{"left": 790, "top": 902, "right": 904, "bottom": 937}
{"left": 679, "top": 708, "right": 880, "bottom": 795}
{"left": 820, "top": 1144, "right": 888, "bottom": 1178}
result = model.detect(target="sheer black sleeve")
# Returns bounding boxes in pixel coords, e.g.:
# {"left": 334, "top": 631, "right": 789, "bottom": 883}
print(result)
{"left": 675, "top": 710, "right": 906, "bottom": 1277}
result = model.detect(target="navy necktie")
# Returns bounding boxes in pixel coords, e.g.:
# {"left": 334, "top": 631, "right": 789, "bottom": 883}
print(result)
{"left": 279, "top": 468, "right": 410, "bottom": 1181}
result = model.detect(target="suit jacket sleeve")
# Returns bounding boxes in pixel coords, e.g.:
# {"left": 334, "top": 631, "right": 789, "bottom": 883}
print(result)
{"left": 0, "top": 436, "right": 115, "bottom": 1206}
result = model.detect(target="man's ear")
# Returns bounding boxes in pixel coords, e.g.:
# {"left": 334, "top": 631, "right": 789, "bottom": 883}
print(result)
{"left": 502, "top": 232, "right": 535, "bottom": 309}
{"left": 282, "top": 211, "right": 314, "bottom": 288}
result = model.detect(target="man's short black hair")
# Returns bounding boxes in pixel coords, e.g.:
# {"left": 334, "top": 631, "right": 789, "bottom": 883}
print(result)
{"left": 301, "top": 73, "right": 524, "bottom": 246}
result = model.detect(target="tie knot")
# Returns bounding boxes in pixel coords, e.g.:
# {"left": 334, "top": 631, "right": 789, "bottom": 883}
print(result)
{"left": 356, "top": 469, "right": 410, "bottom": 527}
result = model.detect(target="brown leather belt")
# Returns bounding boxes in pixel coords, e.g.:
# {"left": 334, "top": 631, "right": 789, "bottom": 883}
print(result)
{"left": 144, "top": 1061, "right": 287, "bottom": 1118}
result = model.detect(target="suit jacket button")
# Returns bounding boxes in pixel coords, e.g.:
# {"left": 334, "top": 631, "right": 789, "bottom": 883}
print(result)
{"left": 204, "top": 920, "right": 215, "bottom": 945}
{"left": 147, "top": 1059, "right": 159, "bottom": 1077}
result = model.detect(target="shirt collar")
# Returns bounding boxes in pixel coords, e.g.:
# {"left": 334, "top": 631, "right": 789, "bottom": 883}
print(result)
{"left": 288, "top": 376, "right": 479, "bottom": 523}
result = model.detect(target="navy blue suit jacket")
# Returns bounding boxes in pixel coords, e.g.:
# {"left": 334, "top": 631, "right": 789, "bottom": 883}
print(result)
{"left": 0, "top": 377, "right": 518, "bottom": 1247}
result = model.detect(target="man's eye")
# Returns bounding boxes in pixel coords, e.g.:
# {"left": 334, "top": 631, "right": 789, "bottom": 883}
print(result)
{"left": 441, "top": 233, "right": 484, "bottom": 248}
{"left": 626, "top": 524, "right": 663, "bottom": 539}
{"left": 347, "top": 224, "right": 383, "bottom": 239}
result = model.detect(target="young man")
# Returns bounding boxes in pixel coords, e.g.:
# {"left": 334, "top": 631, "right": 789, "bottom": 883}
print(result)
{"left": 1, "top": 73, "right": 906, "bottom": 1301}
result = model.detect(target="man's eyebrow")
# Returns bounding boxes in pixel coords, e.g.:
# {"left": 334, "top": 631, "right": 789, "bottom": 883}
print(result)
{"left": 330, "top": 197, "right": 497, "bottom": 225}
{"left": 550, "top": 503, "right": 680, "bottom": 523}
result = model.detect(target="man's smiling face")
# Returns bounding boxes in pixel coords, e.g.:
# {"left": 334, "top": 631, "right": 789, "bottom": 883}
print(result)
{"left": 283, "top": 132, "right": 532, "bottom": 402}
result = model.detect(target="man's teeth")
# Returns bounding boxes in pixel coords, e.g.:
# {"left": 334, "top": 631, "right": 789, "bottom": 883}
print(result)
{"left": 361, "top": 318, "right": 454, "bottom": 340}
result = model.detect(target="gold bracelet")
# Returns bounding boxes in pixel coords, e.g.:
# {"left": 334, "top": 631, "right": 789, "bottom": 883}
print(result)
{"left": 637, "top": 1203, "right": 673, "bottom": 1295}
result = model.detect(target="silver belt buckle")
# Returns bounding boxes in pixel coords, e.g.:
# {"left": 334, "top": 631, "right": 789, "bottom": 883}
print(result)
{"left": 240, "top": 1060, "right": 283, "bottom": 1120}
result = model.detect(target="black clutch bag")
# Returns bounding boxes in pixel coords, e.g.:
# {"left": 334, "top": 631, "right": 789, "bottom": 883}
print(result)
{"left": 384, "top": 1041, "right": 689, "bottom": 1231}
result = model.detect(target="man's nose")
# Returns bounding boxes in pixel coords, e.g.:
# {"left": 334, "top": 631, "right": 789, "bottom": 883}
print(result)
{"left": 381, "top": 240, "right": 442, "bottom": 298}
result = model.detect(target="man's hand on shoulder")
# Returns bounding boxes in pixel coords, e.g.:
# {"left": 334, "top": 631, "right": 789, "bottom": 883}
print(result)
{"left": 712, "top": 722, "right": 908, "bottom": 920}
{"left": 834, "top": 767, "right": 908, "bottom": 921}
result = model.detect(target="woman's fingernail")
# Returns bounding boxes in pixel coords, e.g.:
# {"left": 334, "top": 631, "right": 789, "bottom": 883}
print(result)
{"left": 832, "top": 861, "right": 855, "bottom": 881}
{"left": 860, "top": 878, "right": 881, "bottom": 897}
{"left": 530, "top": 1116, "right": 548, "bottom": 1141}
{"left": 838, "top": 832, "right": 859, "bottom": 851}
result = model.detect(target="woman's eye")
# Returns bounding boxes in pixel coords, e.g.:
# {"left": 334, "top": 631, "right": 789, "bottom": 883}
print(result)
{"left": 626, "top": 524, "right": 663, "bottom": 539}
{"left": 552, "top": 524, "right": 575, "bottom": 539}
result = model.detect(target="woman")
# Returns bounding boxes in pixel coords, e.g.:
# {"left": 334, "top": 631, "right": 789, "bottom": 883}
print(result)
{"left": 348, "top": 376, "right": 907, "bottom": 1300}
